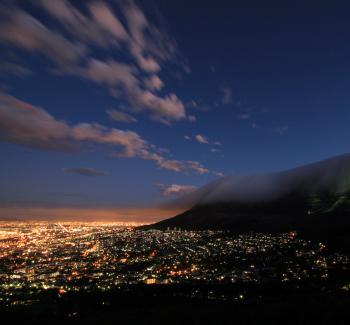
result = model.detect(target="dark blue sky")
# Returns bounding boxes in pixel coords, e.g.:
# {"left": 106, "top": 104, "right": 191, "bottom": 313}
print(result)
{"left": 0, "top": 0, "right": 349, "bottom": 220}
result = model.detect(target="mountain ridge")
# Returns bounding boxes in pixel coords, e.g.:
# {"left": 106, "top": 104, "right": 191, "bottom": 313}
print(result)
{"left": 141, "top": 153, "right": 350, "bottom": 251}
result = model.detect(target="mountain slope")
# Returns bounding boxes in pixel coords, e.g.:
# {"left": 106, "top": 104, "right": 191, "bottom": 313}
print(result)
{"left": 142, "top": 153, "right": 350, "bottom": 250}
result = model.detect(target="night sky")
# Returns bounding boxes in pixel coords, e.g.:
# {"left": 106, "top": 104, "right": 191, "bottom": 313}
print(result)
{"left": 0, "top": 0, "right": 350, "bottom": 221}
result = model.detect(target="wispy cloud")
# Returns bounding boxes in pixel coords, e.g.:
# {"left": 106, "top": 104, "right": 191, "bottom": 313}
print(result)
{"left": 213, "top": 171, "right": 225, "bottom": 177}
{"left": 0, "top": 1, "right": 188, "bottom": 123}
{"left": 0, "top": 60, "right": 32, "bottom": 77}
{"left": 63, "top": 167, "right": 107, "bottom": 177}
{"left": 220, "top": 86, "right": 233, "bottom": 105}
{"left": 233, "top": 101, "right": 267, "bottom": 121}
{"left": 143, "top": 75, "right": 164, "bottom": 91}
{"left": 188, "top": 115, "right": 197, "bottom": 122}
{"left": 143, "top": 154, "right": 210, "bottom": 174}
{"left": 0, "top": 91, "right": 146, "bottom": 154}
{"left": 275, "top": 125, "right": 289, "bottom": 135}
{"left": 230, "top": 99, "right": 274, "bottom": 133}
{"left": 157, "top": 184, "right": 198, "bottom": 197}
{"left": 193, "top": 134, "right": 221, "bottom": 147}
{"left": 107, "top": 109, "right": 137, "bottom": 123}
{"left": 0, "top": 7, "right": 86, "bottom": 67}
{"left": 77, "top": 58, "right": 186, "bottom": 123}
{"left": 0, "top": 91, "right": 211, "bottom": 175}
{"left": 195, "top": 134, "right": 209, "bottom": 144}
{"left": 239, "top": 113, "right": 251, "bottom": 120}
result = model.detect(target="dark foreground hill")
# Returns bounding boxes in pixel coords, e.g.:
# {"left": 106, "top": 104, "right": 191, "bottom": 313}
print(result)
{"left": 2, "top": 283, "right": 350, "bottom": 325}
{"left": 142, "top": 153, "right": 350, "bottom": 251}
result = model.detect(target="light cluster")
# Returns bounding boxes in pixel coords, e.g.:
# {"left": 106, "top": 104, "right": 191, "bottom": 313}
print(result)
{"left": 0, "top": 222, "right": 349, "bottom": 306}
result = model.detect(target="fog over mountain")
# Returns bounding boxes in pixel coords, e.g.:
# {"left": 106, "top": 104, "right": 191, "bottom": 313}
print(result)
{"left": 164, "top": 153, "right": 350, "bottom": 209}
{"left": 144, "top": 153, "right": 350, "bottom": 251}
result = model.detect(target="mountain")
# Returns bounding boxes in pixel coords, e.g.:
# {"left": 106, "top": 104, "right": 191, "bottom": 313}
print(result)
{"left": 142, "top": 153, "right": 350, "bottom": 250}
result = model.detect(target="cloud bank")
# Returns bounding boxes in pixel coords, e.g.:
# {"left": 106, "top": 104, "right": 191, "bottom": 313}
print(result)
{"left": 0, "top": 91, "right": 210, "bottom": 175}
{"left": 164, "top": 153, "right": 350, "bottom": 210}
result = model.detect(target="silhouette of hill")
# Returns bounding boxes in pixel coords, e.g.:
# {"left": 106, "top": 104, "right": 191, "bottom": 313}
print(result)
{"left": 142, "top": 154, "right": 350, "bottom": 251}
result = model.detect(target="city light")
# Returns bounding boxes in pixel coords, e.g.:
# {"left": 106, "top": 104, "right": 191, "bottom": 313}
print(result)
{"left": 0, "top": 221, "right": 348, "bottom": 306}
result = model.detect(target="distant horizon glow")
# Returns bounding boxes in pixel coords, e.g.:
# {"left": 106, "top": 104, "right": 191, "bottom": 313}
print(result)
{"left": 0, "top": 206, "right": 183, "bottom": 223}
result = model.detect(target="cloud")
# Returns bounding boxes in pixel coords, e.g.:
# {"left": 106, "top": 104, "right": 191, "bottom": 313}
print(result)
{"left": 88, "top": 2, "right": 129, "bottom": 42}
{"left": 107, "top": 109, "right": 137, "bottom": 123}
{"left": 0, "top": 61, "right": 32, "bottom": 77}
{"left": 231, "top": 100, "right": 270, "bottom": 129}
{"left": 195, "top": 134, "right": 209, "bottom": 144}
{"left": 0, "top": 1, "right": 188, "bottom": 123}
{"left": 39, "top": 1, "right": 177, "bottom": 73}
{"left": 144, "top": 75, "right": 164, "bottom": 91}
{"left": 186, "top": 161, "right": 210, "bottom": 174}
{"left": 158, "top": 184, "right": 198, "bottom": 197}
{"left": 213, "top": 171, "right": 225, "bottom": 177}
{"left": 188, "top": 100, "right": 198, "bottom": 108}
{"left": 186, "top": 134, "right": 222, "bottom": 148}
{"left": 122, "top": 4, "right": 160, "bottom": 72}
{"left": 76, "top": 58, "right": 185, "bottom": 123}
{"left": 275, "top": 126, "right": 289, "bottom": 135}
{"left": 0, "top": 91, "right": 147, "bottom": 155}
{"left": 0, "top": 91, "right": 210, "bottom": 175}
{"left": 81, "top": 59, "right": 138, "bottom": 89}
{"left": 63, "top": 167, "right": 107, "bottom": 177}
{"left": 0, "top": 7, "right": 86, "bottom": 67}
{"left": 239, "top": 113, "right": 250, "bottom": 120}
{"left": 0, "top": 91, "right": 76, "bottom": 151}
{"left": 134, "top": 90, "right": 185, "bottom": 123}
{"left": 142, "top": 152, "right": 209, "bottom": 174}
{"left": 220, "top": 86, "right": 233, "bottom": 105}
{"left": 122, "top": 1, "right": 177, "bottom": 72}
{"left": 2, "top": 99, "right": 146, "bottom": 156}
{"left": 39, "top": 0, "right": 117, "bottom": 47}
{"left": 188, "top": 115, "right": 196, "bottom": 122}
